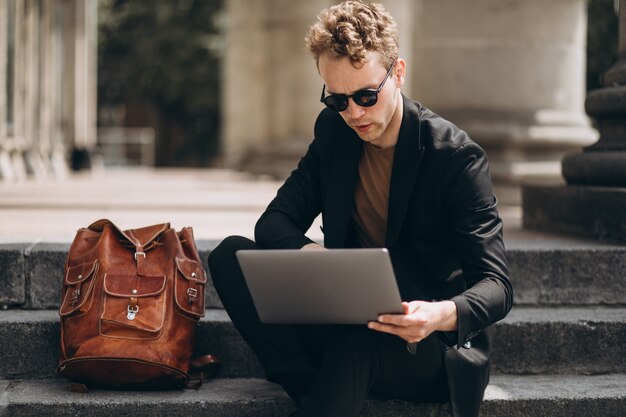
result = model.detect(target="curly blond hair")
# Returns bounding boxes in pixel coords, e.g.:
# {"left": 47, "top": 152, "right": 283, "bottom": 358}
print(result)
{"left": 305, "top": 1, "right": 399, "bottom": 69}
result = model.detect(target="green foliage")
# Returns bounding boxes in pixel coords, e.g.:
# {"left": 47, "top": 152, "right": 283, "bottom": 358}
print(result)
{"left": 587, "top": 0, "right": 619, "bottom": 91}
{"left": 98, "top": 0, "right": 223, "bottom": 166}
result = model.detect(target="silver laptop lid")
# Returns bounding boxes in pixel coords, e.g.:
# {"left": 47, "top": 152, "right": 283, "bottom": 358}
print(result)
{"left": 235, "top": 248, "right": 403, "bottom": 324}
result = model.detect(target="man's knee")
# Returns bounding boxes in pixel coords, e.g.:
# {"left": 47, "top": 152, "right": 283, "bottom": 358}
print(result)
{"left": 208, "top": 235, "right": 257, "bottom": 286}
{"left": 208, "top": 235, "right": 257, "bottom": 269}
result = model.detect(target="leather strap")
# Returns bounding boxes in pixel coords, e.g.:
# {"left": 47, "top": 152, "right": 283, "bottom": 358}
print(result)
{"left": 68, "top": 382, "right": 89, "bottom": 393}
{"left": 185, "top": 354, "right": 220, "bottom": 389}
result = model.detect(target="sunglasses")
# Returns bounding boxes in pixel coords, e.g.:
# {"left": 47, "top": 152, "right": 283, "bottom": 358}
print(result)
{"left": 320, "top": 63, "right": 396, "bottom": 112}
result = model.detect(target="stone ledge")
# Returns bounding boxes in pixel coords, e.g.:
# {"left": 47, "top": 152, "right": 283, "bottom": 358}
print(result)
{"left": 505, "top": 243, "right": 626, "bottom": 305}
{"left": 3, "top": 239, "right": 626, "bottom": 309}
{"left": 2, "top": 374, "right": 625, "bottom": 417}
{"left": 0, "top": 308, "right": 624, "bottom": 379}
{"left": 0, "top": 244, "right": 28, "bottom": 306}
{"left": 24, "top": 243, "right": 70, "bottom": 309}
{"left": 490, "top": 306, "right": 626, "bottom": 374}
{"left": 522, "top": 184, "right": 626, "bottom": 242}
{"left": 2, "top": 242, "right": 221, "bottom": 309}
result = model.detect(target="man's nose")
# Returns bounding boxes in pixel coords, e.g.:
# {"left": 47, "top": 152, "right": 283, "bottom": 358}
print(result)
{"left": 345, "top": 98, "right": 365, "bottom": 119}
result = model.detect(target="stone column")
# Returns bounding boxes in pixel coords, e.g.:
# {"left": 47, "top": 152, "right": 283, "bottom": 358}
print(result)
{"left": 24, "top": 0, "right": 47, "bottom": 178}
{"left": 410, "top": 0, "right": 598, "bottom": 204}
{"left": 72, "top": 0, "right": 97, "bottom": 151}
{"left": 11, "top": 0, "right": 28, "bottom": 180}
{"left": 38, "top": 0, "right": 53, "bottom": 174}
{"left": 523, "top": 0, "right": 626, "bottom": 241}
{"left": 379, "top": 0, "right": 415, "bottom": 95}
{"left": 50, "top": 0, "right": 72, "bottom": 178}
{"left": 0, "top": 1, "right": 9, "bottom": 180}
{"left": 67, "top": 0, "right": 97, "bottom": 172}
{"left": 562, "top": 0, "right": 626, "bottom": 185}
{"left": 222, "top": 0, "right": 327, "bottom": 175}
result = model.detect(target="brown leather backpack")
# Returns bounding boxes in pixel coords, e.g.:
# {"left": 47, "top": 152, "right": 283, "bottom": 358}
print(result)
{"left": 57, "top": 219, "right": 217, "bottom": 390}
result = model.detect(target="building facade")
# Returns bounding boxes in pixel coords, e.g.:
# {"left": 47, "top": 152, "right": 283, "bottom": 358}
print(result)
{"left": 0, "top": 0, "right": 97, "bottom": 182}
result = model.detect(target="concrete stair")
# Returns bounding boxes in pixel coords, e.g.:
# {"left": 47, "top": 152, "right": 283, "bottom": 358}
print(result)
{"left": 3, "top": 238, "right": 626, "bottom": 309}
{"left": 2, "top": 375, "right": 625, "bottom": 417}
{"left": 0, "top": 237, "right": 625, "bottom": 415}
{"left": 1, "top": 308, "right": 625, "bottom": 379}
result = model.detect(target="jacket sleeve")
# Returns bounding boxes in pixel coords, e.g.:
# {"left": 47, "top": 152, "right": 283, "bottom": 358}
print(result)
{"left": 442, "top": 142, "right": 513, "bottom": 348}
{"left": 254, "top": 136, "right": 324, "bottom": 250}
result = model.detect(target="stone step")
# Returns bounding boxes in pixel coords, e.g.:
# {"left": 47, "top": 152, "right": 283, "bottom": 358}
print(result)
{"left": 2, "top": 374, "right": 625, "bottom": 417}
{"left": 0, "top": 307, "right": 624, "bottom": 380}
{"left": 504, "top": 238, "right": 626, "bottom": 306}
{"left": 1, "top": 239, "right": 626, "bottom": 309}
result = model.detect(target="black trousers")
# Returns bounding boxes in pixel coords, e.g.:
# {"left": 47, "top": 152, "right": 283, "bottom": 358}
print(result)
{"left": 208, "top": 236, "right": 449, "bottom": 417}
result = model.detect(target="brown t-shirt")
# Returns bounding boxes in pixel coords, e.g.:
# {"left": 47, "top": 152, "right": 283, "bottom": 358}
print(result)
{"left": 353, "top": 143, "right": 395, "bottom": 248}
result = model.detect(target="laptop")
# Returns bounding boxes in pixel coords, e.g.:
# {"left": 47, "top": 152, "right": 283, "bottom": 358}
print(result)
{"left": 235, "top": 248, "right": 403, "bottom": 324}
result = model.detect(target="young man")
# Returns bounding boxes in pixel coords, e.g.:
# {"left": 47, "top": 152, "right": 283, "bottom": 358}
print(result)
{"left": 208, "top": 2, "right": 513, "bottom": 417}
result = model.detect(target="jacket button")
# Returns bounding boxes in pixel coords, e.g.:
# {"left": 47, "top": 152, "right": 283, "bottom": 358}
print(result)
{"left": 463, "top": 340, "right": 472, "bottom": 349}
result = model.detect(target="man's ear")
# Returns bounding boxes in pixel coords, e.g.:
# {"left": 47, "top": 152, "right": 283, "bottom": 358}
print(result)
{"left": 395, "top": 58, "right": 407, "bottom": 87}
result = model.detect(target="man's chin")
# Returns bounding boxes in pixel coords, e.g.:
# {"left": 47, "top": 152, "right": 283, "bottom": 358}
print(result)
{"left": 352, "top": 127, "right": 378, "bottom": 142}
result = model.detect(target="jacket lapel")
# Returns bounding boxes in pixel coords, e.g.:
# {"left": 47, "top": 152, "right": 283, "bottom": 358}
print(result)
{"left": 386, "top": 96, "right": 425, "bottom": 248}
{"left": 324, "top": 126, "right": 362, "bottom": 248}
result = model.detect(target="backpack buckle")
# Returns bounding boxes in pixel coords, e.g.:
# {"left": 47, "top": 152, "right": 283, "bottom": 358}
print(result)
{"left": 187, "top": 288, "right": 198, "bottom": 304}
{"left": 70, "top": 289, "right": 81, "bottom": 305}
{"left": 127, "top": 303, "right": 139, "bottom": 320}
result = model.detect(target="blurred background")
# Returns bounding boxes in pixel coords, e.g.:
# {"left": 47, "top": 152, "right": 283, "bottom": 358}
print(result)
{"left": 0, "top": 0, "right": 621, "bottom": 240}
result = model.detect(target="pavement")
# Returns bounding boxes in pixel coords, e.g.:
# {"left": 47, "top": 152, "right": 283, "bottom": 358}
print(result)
{"left": 0, "top": 168, "right": 289, "bottom": 243}
{"left": 0, "top": 166, "right": 583, "bottom": 245}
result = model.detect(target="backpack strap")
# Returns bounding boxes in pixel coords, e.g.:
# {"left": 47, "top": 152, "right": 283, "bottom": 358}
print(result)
{"left": 185, "top": 354, "right": 220, "bottom": 390}
{"left": 67, "top": 381, "right": 89, "bottom": 393}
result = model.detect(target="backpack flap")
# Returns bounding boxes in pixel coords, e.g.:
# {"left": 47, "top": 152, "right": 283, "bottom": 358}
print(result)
{"left": 60, "top": 260, "right": 99, "bottom": 317}
{"left": 101, "top": 274, "right": 167, "bottom": 338}
{"left": 88, "top": 219, "right": 171, "bottom": 276}
{"left": 88, "top": 219, "right": 171, "bottom": 245}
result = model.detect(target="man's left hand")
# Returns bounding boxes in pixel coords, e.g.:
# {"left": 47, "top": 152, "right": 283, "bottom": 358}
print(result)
{"left": 367, "top": 300, "right": 458, "bottom": 343}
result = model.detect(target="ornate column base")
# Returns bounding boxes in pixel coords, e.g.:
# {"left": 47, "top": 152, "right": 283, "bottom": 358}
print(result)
{"left": 523, "top": 0, "right": 626, "bottom": 240}
{"left": 523, "top": 184, "right": 626, "bottom": 242}
{"left": 562, "top": 151, "right": 626, "bottom": 186}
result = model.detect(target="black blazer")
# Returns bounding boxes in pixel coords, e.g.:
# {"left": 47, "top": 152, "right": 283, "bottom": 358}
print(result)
{"left": 255, "top": 95, "right": 513, "bottom": 417}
